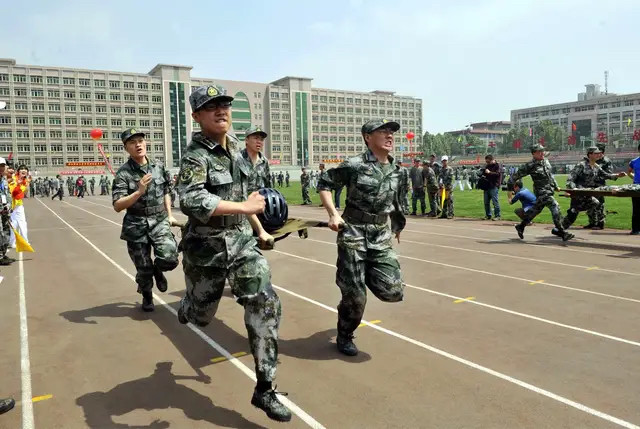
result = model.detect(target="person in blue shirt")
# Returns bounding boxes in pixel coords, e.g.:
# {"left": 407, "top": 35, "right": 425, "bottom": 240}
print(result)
{"left": 627, "top": 143, "right": 640, "bottom": 235}
{"left": 508, "top": 180, "right": 537, "bottom": 224}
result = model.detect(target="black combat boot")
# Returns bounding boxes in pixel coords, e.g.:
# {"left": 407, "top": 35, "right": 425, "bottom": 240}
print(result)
{"left": 551, "top": 228, "right": 563, "bottom": 237}
{"left": 141, "top": 290, "right": 154, "bottom": 312}
{"left": 337, "top": 333, "right": 358, "bottom": 356}
{"left": 153, "top": 267, "right": 168, "bottom": 292}
{"left": 0, "top": 398, "right": 15, "bottom": 415}
{"left": 515, "top": 224, "right": 525, "bottom": 239}
{"left": 177, "top": 306, "right": 188, "bottom": 324}
{"left": 562, "top": 231, "right": 575, "bottom": 242}
{"left": 251, "top": 386, "right": 292, "bottom": 422}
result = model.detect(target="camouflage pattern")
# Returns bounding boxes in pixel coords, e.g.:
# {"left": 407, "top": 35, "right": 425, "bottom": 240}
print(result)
{"left": 409, "top": 165, "right": 425, "bottom": 214}
{"left": 0, "top": 176, "right": 11, "bottom": 258}
{"left": 120, "top": 128, "right": 145, "bottom": 143}
{"left": 112, "top": 157, "right": 179, "bottom": 291}
{"left": 439, "top": 165, "right": 454, "bottom": 218}
{"left": 176, "top": 131, "right": 281, "bottom": 383}
{"left": 189, "top": 85, "right": 234, "bottom": 111}
{"left": 317, "top": 149, "right": 407, "bottom": 337}
{"left": 361, "top": 118, "right": 400, "bottom": 134}
{"left": 89, "top": 177, "right": 95, "bottom": 195}
{"left": 422, "top": 165, "right": 440, "bottom": 215}
{"left": 300, "top": 171, "right": 312, "bottom": 204}
{"left": 241, "top": 149, "right": 271, "bottom": 193}
{"left": 564, "top": 158, "right": 619, "bottom": 229}
{"left": 589, "top": 155, "right": 614, "bottom": 226}
{"left": 510, "top": 158, "right": 564, "bottom": 230}
{"left": 245, "top": 124, "right": 268, "bottom": 138}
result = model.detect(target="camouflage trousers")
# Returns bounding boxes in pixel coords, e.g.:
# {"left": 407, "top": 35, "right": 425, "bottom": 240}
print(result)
{"left": 562, "top": 196, "right": 601, "bottom": 230}
{"left": 335, "top": 222, "right": 404, "bottom": 337}
{"left": 441, "top": 187, "right": 454, "bottom": 218}
{"left": 587, "top": 196, "right": 606, "bottom": 226}
{"left": 411, "top": 188, "right": 426, "bottom": 215}
{"left": 427, "top": 187, "right": 440, "bottom": 215}
{"left": 180, "top": 248, "right": 281, "bottom": 382}
{"left": 0, "top": 212, "right": 10, "bottom": 258}
{"left": 301, "top": 186, "right": 312, "bottom": 204}
{"left": 126, "top": 236, "right": 179, "bottom": 293}
{"left": 520, "top": 194, "right": 564, "bottom": 231}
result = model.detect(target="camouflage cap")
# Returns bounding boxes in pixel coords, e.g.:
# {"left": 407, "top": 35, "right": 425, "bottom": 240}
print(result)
{"left": 361, "top": 118, "right": 401, "bottom": 134}
{"left": 596, "top": 142, "right": 606, "bottom": 152}
{"left": 587, "top": 146, "right": 602, "bottom": 154}
{"left": 189, "top": 85, "right": 234, "bottom": 112}
{"left": 245, "top": 124, "right": 268, "bottom": 138}
{"left": 530, "top": 143, "right": 545, "bottom": 153}
{"left": 121, "top": 127, "right": 145, "bottom": 143}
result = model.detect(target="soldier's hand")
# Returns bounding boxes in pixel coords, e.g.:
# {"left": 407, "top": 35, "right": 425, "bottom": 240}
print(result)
{"left": 328, "top": 214, "right": 345, "bottom": 232}
{"left": 138, "top": 173, "right": 153, "bottom": 193}
{"left": 257, "top": 231, "right": 275, "bottom": 250}
{"left": 244, "top": 191, "right": 266, "bottom": 215}
{"left": 617, "top": 172, "right": 627, "bottom": 177}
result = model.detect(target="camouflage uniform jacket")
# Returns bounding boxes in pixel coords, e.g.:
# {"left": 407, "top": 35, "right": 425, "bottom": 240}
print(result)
{"left": 431, "top": 162, "right": 441, "bottom": 179}
{"left": 511, "top": 159, "right": 558, "bottom": 197}
{"left": 439, "top": 166, "right": 454, "bottom": 189}
{"left": 422, "top": 166, "right": 438, "bottom": 190}
{"left": 112, "top": 157, "right": 171, "bottom": 243}
{"left": 317, "top": 149, "right": 408, "bottom": 233}
{"left": 301, "top": 172, "right": 310, "bottom": 188}
{"left": 566, "top": 158, "right": 618, "bottom": 189}
{"left": 177, "top": 132, "right": 256, "bottom": 267}
{"left": 240, "top": 148, "right": 271, "bottom": 193}
{"left": 409, "top": 166, "right": 423, "bottom": 189}
{"left": 595, "top": 155, "right": 613, "bottom": 186}
{"left": 0, "top": 176, "right": 11, "bottom": 213}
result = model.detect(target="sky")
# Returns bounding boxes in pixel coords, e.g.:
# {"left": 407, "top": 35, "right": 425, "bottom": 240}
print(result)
{"left": 4, "top": 0, "right": 640, "bottom": 133}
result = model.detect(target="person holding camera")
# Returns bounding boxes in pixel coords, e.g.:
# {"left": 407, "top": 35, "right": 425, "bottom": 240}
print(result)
{"left": 478, "top": 155, "right": 501, "bottom": 220}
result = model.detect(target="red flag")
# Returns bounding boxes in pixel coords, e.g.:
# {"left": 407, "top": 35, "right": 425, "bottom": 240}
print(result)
{"left": 7, "top": 152, "right": 12, "bottom": 160}
{"left": 572, "top": 123, "right": 577, "bottom": 131}
{"left": 528, "top": 128, "right": 532, "bottom": 136}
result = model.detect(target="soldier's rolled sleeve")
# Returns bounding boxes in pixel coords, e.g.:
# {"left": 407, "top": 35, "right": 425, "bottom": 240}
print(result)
{"left": 112, "top": 173, "right": 129, "bottom": 205}
{"left": 178, "top": 157, "right": 220, "bottom": 224}
{"left": 317, "top": 162, "right": 349, "bottom": 192}
{"left": 566, "top": 165, "right": 579, "bottom": 189}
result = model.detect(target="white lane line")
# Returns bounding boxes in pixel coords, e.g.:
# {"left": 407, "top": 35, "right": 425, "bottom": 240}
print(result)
{"left": 272, "top": 249, "right": 640, "bottom": 348}
{"left": 291, "top": 206, "right": 640, "bottom": 253}
{"left": 19, "top": 252, "right": 35, "bottom": 429}
{"left": 37, "top": 199, "right": 325, "bottom": 429}
{"left": 63, "top": 201, "right": 640, "bottom": 306}
{"left": 54, "top": 198, "right": 640, "bottom": 428}
{"left": 268, "top": 284, "right": 640, "bottom": 429}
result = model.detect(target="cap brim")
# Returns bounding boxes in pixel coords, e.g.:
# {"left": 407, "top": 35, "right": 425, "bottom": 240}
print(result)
{"left": 377, "top": 121, "right": 400, "bottom": 132}
{"left": 197, "top": 95, "right": 235, "bottom": 111}
{"left": 124, "top": 132, "right": 146, "bottom": 143}
{"left": 246, "top": 131, "right": 268, "bottom": 138}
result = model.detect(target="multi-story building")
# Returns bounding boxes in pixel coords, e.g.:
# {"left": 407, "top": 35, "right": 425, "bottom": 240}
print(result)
{"left": 511, "top": 84, "right": 640, "bottom": 146}
{"left": 446, "top": 121, "right": 511, "bottom": 149}
{"left": 0, "top": 58, "right": 422, "bottom": 175}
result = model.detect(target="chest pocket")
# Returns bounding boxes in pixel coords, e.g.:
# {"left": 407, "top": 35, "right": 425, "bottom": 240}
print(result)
{"left": 208, "top": 168, "right": 234, "bottom": 198}
{"left": 153, "top": 177, "right": 166, "bottom": 197}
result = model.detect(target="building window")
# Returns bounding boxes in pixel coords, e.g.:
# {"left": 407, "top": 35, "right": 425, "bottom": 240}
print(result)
{"left": 94, "top": 79, "right": 105, "bottom": 87}
{"left": 124, "top": 81, "right": 135, "bottom": 89}
{"left": 79, "top": 78, "right": 90, "bottom": 86}
{"left": 31, "top": 89, "right": 44, "bottom": 97}
{"left": 13, "top": 74, "right": 27, "bottom": 82}
{"left": 64, "top": 91, "right": 76, "bottom": 99}
{"left": 152, "top": 95, "right": 162, "bottom": 103}
{"left": 138, "top": 82, "right": 149, "bottom": 90}
{"left": 79, "top": 92, "right": 91, "bottom": 99}
{"left": 151, "top": 83, "right": 162, "bottom": 91}
{"left": 138, "top": 95, "right": 149, "bottom": 102}
{"left": 48, "top": 103, "right": 61, "bottom": 111}
{"left": 65, "top": 104, "right": 76, "bottom": 112}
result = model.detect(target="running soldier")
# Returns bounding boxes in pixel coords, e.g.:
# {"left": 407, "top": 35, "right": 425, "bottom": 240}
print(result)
{"left": 510, "top": 144, "right": 573, "bottom": 241}
{"left": 317, "top": 118, "right": 408, "bottom": 356}
{"left": 112, "top": 128, "right": 179, "bottom": 312}
{"left": 176, "top": 85, "right": 291, "bottom": 422}
{"left": 553, "top": 146, "right": 624, "bottom": 235}
{"left": 240, "top": 125, "right": 271, "bottom": 193}
{"left": 586, "top": 142, "right": 614, "bottom": 229}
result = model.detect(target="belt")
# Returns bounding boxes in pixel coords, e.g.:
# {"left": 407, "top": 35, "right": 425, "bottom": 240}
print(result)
{"left": 127, "top": 204, "right": 166, "bottom": 216}
{"left": 203, "top": 213, "right": 244, "bottom": 228}
{"left": 343, "top": 207, "right": 388, "bottom": 225}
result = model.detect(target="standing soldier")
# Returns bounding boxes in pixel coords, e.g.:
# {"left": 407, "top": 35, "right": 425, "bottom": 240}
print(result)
{"left": 510, "top": 144, "right": 573, "bottom": 241}
{"left": 300, "top": 167, "right": 312, "bottom": 205}
{"left": 586, "top": 143, "right": 613, "bottom": 229}
{"left": 429, "top": 153, "right": 441, "bottom": 178}
{"left": 112, "top": 128, "right": 179, "bottom": 312}
{"left": 409, "top": 158, "right": 425, "bottom": 215}
{"left": 554, "top": 146, "right": 624, "bottom": 235}
{"left": 285, "top": 171, "right": 290, "bottom": 187}
{"left": 438, "top": 156, "right": 454, "bottom": 219}
{"left": 240, "top": 125, "right": 271, "bottom": 193}
{"left": 422, "top": 160, "right": 439, "bottom": 217}
{"left": 277, "top": 171, "right": 284, "bottom": 187}
{"left": 317, "top": 118, "right": 408, "bottom": 356}
{"left": 0, "top": 158, "right": 15, "bottom": 265}
{"left": 67, "top": 176, "right": 74, "bottom": 196}
{"left": 100, "top": 175, "right": 107, "bottom": 195}
{"left": 89, "top": 176, "right": 95, "bottom": 195}
{"left": 51, "top": 174, "right": 64, "bottom": 201}
{"left": 176, "top": 85, "right": 291, "bottom": 421}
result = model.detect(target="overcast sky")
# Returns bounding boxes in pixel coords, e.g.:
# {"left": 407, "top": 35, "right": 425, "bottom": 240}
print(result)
{"left": 5, "top": 0, "right": 640, "bottom": 133}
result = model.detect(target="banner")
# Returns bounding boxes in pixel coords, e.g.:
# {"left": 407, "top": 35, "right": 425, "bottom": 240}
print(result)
{"left": 59, "top": 170, "right": 105, "bottom": 175}
{"left": 269, "top": 159, "right": 281, "bottom": 165}
{"left": 66, "top": 161, "right": 106, "bottom": 167}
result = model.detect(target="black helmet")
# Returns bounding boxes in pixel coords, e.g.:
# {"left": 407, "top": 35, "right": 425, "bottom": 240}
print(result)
{"left": 257, "top": 188, "right": 288, "bottom": 232}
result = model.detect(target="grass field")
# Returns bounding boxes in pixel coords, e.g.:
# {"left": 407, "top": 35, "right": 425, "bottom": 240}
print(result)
{"left": 273, "top": 175, "right": 635, "bottom": 230}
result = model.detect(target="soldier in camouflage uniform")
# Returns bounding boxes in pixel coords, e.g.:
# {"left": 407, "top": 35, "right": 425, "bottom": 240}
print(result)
{"left": 553, "top": 146, "right": 624, "bottom": 235}
{"left": 240, "top": 125, "right": 271, "bottom": 193}
{"left": 112, "top": 128, "right": 179, "bottom": 312}
{"left": 0, "top": 157, "right": 15, "bottom": 265}
{"left": 300, "top": 167, "right": 312, "bottom": 204}
{"left": 510, "top": 144, "right": 574, "bottom": 241}
{"left": 409, "top": 158, "right": 426, "bottom": 215}
{"left": 89, "top": 176, "right": 95, "bottom": 195}
{"left": 422, "top": 160, "right": 439, "bottom": 216}
{"left": 176, "top": 85, "right": 291, "bottom": 422}
{"left": 438, "top": 156, "right": 454, "bottom": 218}
{"left": 586, "top": 143, "right": 614, "bottom": 229}
{"left": 317, "top": 118, "right": 408, "bottom": 357}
